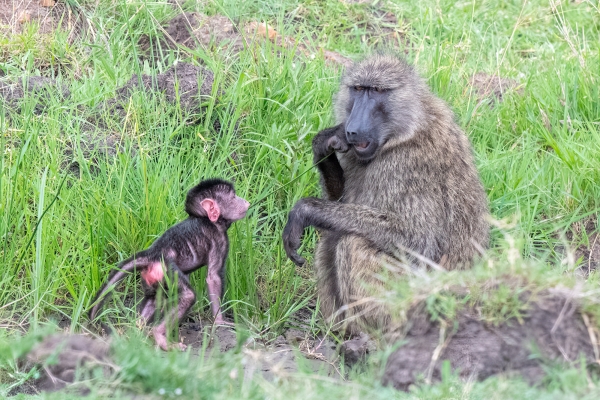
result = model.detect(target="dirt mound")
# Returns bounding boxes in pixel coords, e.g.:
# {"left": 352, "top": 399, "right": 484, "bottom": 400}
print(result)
{"left": 63, "top": 132, "right": 128, "bottom": 176}
{"left": 13, "top": 324, "right": 339, "bottom": 395}
{"left": 1, "top": 0, "right": 85, "bottom": 40}
{"left": 10, "top": 334, "right": 113, "bottom": 395}
{"left": 468, "top": 72, "right": 523, "bottom": 104}
{"left": 139, "top": 13, "right": 245, "bottom": 57}
{"left": 382, "top": 293, "right": 598, "bottom": 390}
{"left": 0, "top": 76, "right": 70, "bottom": 113}
{"left": 105, "top": 62, "right": 214, "bottom": 117}
{"left": 139, "top": 13, "right": 353, "bottom": 67}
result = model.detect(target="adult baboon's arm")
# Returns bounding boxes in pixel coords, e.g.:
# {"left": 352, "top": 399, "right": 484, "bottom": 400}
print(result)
{"left": 312, "top": 125, "right": 348, "bottom": 201}
{"left": 282, "top": 197, "right": 421, "bottom": 266}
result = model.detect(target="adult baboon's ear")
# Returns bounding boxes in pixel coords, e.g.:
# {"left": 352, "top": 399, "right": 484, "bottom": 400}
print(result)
{"left": 200, "top": 199, "right": 220, "bottom": 222}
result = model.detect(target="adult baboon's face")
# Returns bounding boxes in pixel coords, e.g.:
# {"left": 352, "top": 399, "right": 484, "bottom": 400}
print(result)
{"left": 344, "top": 85, "right": 391, "bottom": 161}
{"left": 337, "top": 55, "right": 425, "bottom": 162}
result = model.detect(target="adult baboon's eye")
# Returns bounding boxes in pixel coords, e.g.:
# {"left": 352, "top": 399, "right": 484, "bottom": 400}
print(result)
{"left": 354, "top": 85, "right": 364, "bottom": 91}
{"left": 374, "top": 87, "right": 384, "bottom": 92}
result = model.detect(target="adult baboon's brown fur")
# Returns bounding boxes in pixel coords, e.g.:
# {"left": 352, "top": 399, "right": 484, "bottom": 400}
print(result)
{"left": 283, "top": 54, "right": 489, "bottom": 334}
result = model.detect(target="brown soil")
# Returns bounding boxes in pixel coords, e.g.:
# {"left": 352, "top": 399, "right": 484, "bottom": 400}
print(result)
{"left": 0, "top": 0, "right": 85, "bottom": 40}
{"left": 104, "top": 62, "right": 215, "bottom": 118}
{"left": 139, "top": 13, "right": 353, "bottom": 68}
{"left": 16, "top": 291, "right": 599, "bottom": 395}
{"left": 63, "top": 132, "right": 128, "bottom": 176}
{"left": 575, "top": 231, "right": 600, "bottom": 273}
{"left": 468, "top": 72, "right": 523, "bottom": 104}
{"left": 365, "top": 9, "right": 407, "bottom": 48}
{"left": 13, "top": 322, "right": 339, "bottom": 396}
{"left": 0, "top": 76, "right": 70, "bottom": 114}
{"left": 553, "top": 218, "right": 600, "bottom": 274}
{"left": 383, "top": 293, "right": 599, "bottom": 391}
{"left": 9, "top": 334, "right": 113, "bottom": 395}
{"left": 139, "top": 13, "right": 246, "bottom": 58}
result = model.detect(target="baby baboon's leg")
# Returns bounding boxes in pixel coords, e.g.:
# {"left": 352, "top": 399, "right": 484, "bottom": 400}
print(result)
{"left": 152, "top": 267, "right": 196, "bottom": 351}
{"left": 139, "top": 273, "right": 159, "bottom": 324}
{"left": 139, "top": 296, "right": 156, "bottom": 324}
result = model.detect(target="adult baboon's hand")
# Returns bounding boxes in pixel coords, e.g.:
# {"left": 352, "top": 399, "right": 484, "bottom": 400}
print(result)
{"left": 282, "top": 202, "right": 308, "bottom": 266}
{"left": 312, "top": 124, "right": 349, "bottom": 161}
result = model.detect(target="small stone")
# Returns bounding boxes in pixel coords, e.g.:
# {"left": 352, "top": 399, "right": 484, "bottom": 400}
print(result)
{"left": 18, "top": 12, "right": 31, "bottom": 24}
{"left": 340, "top": 332, "right": 373, "bottom": 364}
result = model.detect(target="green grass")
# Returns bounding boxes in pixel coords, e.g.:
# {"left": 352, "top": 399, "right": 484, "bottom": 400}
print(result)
{"left": 1, "top": 0, "right": 600, "bottom": 397}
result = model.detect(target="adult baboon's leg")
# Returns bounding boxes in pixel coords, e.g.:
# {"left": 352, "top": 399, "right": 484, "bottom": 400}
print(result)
{"left": 314, "top": 233, "right": 343, "bottom": 326}
{"left": 335, "top": 236, "right": 392, "bottom": 334}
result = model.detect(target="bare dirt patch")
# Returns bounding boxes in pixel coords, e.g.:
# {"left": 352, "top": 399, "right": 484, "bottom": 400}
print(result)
{"left": 14, "top": 323, "right": 339, "bottom": 395}
{"left": 365, "top": 9, "right": 407, "bottom": 48}
{"left": 104, "top": 62, "right": 215, "bottom": 118}
{"left": 1, "top": 0, "right": 85, "bottom": 40}
{"left": 179, "top": 322, "right": 340, "bottom": 379}
{"left": 9, "top": 334, "right": 113, "bottom": 396}
{"left": 561, "top": 218, "right": 600, "bottom": 275}
{"left": 0, "top": 76, "right": 69, "bottom": 114}
{"left": 383, "top": 292, "right": 599, "bottom": 391}
{"left": 139, "top": 13, "right": 245, "bottom": 58}
{"left": 468, "top": 72, "right": 523, "bottom": 104}
{"left": 139, "top": 13, "right": 353, "bottom": 68}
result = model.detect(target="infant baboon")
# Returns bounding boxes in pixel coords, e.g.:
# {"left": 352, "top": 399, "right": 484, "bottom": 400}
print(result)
{"left": 283, "top": 54, "right": 489, "bottom": 334}
{"left": 89, "top": 179, "right": 249, "bottom": 350}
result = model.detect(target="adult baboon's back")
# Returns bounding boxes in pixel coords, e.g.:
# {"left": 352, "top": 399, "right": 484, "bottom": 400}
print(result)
{"left": 283, "top": 54, "right": 489, "bottom": 333}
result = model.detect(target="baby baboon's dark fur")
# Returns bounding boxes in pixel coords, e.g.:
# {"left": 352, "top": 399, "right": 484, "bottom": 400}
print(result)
{"left": 89, "top": 179, "right": 249, "bottom": 350}
{"left": 283, "top": 54, "right": 489, "bottom": 334}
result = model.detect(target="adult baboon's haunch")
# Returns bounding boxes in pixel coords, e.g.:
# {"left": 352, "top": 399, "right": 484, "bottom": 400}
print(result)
{"left": 283, "top": 54, "right": 489, "bottom": 333}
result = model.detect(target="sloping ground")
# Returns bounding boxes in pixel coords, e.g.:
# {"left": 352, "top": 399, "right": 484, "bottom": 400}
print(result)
{"left": 383, "top": 292, "right": 599, "bottom": 390}
{"left": 11, "top": 325, "right": 340, "bottom": 396}
{"left": 14, "top": 291, "right": 600, "bottom": 395}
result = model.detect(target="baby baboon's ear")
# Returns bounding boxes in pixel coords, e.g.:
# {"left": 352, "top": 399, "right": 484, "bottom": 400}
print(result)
{"left": 200, "top": 199, "right": 220, "bottom": 222}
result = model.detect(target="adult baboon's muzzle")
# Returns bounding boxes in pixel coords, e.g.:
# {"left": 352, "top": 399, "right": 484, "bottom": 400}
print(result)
{"left": 345, "top": 94, "right": 376, "bottom": 147}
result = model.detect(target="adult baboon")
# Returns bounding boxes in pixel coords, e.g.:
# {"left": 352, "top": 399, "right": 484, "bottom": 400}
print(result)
{"left": 283, "top": 54, "right": 489, "bottom": 333}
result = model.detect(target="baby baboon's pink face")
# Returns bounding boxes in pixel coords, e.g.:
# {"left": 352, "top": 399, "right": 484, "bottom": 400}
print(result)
{"left": 220, "top": 190, "right": 250, "bottom": 222}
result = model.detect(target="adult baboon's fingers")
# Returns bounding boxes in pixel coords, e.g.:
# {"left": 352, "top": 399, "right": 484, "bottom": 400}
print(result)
{"left": 290, "top": 253, "right": 306, "bottom": 267}
{"left": 284, "top": 243, "right": 306, "bottom": 266}
{"left": 282, "top": 225, "right": 305, "bottom": 266}
{"left": 328, "top": 136, "right": 350, "bottom": 153}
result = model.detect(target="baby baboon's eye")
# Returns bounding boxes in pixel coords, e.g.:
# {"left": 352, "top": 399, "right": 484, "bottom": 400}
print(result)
{"left": 374, "top": 87, "right": 384, "bottom": 93}
{"left": 353, "top": 85, "right": 364, "bottom": 91}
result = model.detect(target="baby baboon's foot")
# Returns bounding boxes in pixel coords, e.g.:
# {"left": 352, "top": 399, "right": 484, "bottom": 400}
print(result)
{"left": 151, "top": 327, "right": 169, "bottom": 351}
{"left": 213, "top": 316, "right": 235, "bottom": 327}
{"left": 173, "top": 342, "right": 187, "bottom": 351}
